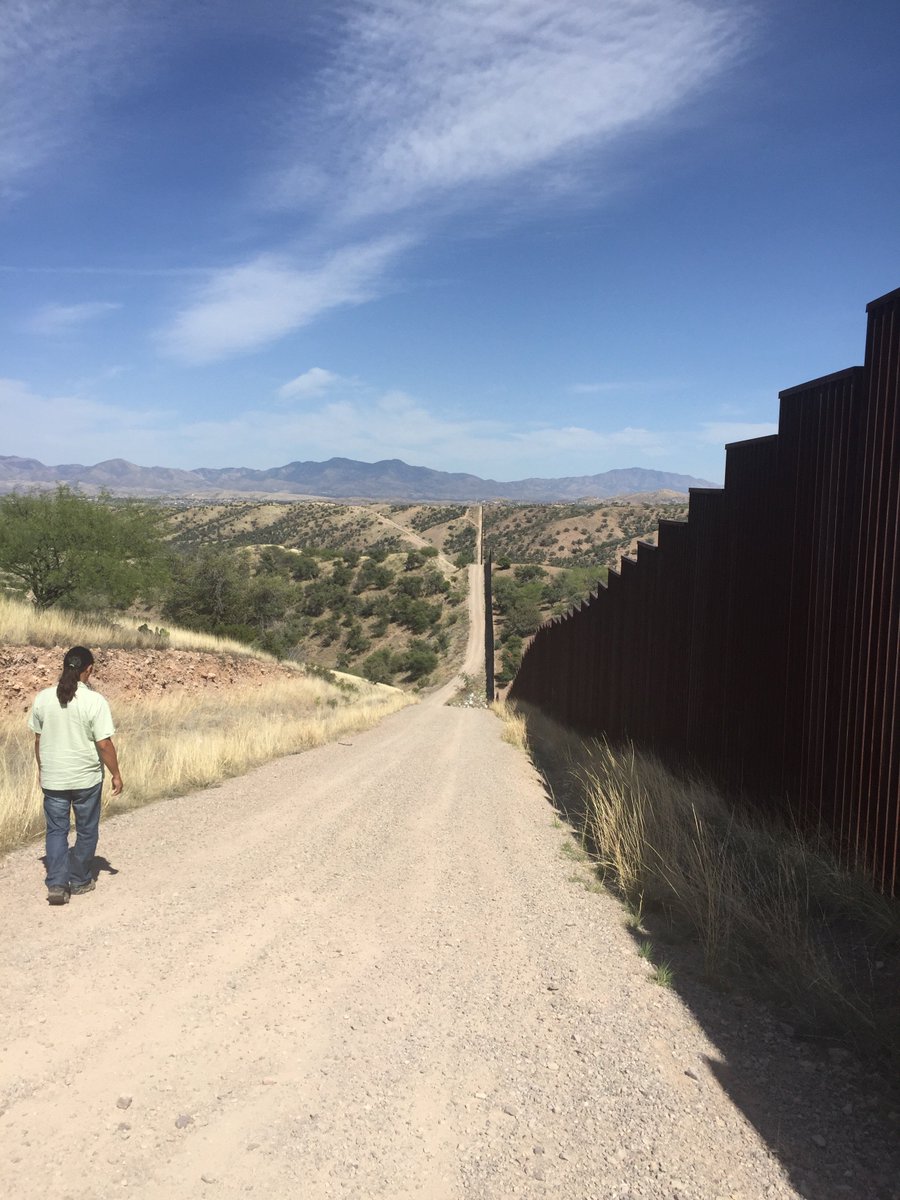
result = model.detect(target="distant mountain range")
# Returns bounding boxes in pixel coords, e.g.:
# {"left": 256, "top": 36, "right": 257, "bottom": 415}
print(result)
{"left": 0, "top": 455, "right": 719, "bottom": 502}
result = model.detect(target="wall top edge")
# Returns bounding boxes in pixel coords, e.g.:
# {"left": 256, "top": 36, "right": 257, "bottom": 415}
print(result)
{"left": 866, "top": 285, "right": 900, "bottom": 311}
{"left": 724, "top": 433, "right": 779, "bottom": 450}
{"left": 779, "top": 365, "right": 863, "bottom": 399}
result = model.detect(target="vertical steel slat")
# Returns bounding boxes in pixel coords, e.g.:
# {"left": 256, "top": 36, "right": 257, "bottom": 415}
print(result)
{"left": 509, "top": 286, "right": 900, "bottom": 894}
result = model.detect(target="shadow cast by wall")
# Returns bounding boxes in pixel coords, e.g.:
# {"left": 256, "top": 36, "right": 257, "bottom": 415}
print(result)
{"left": 526, "top": 720, "right": 900, "bottom": 1200}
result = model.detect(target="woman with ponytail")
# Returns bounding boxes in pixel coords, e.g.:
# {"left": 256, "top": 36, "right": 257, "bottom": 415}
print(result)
{"left": 28, "top": 646, "right": 123, "bottom": 905}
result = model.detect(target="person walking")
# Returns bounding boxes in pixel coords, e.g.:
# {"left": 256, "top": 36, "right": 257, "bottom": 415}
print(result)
{"left": 28, "top": 646, "right": 123, "bottom": 906}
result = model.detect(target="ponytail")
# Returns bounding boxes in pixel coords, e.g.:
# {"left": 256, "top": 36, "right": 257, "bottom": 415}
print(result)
{"left": 57, "top": 646, "right": 94, "bottom": 707}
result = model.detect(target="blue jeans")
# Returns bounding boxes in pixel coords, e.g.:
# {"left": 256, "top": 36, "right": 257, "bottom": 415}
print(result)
{"left": 43, "top": 782, "right": 103, "bottom": 889}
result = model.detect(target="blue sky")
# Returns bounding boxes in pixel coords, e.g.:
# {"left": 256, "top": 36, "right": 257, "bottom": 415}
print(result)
{"left": 1, "top": 0, "right": 898, "bottom": 483}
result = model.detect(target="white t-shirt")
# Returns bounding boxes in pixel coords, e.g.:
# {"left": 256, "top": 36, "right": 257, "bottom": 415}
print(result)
{"left": 28, "top": 682, "right": 116, "bottom": 790}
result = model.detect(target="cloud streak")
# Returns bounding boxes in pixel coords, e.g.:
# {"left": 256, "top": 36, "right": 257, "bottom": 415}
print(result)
{"left": 3, "top": 375, "right": 734, "bottom": 481}
{"left": 9, "top": 3, "right": 744, "bottom": 368}
{"left": 25, "top": 301, "right": 121, "bottom": 335}
{"left": 276, "top": 367, "right": 342, "bottom": 401}
{"left": 281, "top": 0, "right": 744, "bottom": 221}
{"left": 166, "top": 1, "right": 745, "bottom": 364}
{"left": 0, "top": 1, "right": 157, "bottom": 197}
{"left": 145, "top": 393, "right": 708, "bottom": 479}
{"left": 159, "top": 234, "right": 415, "bottom": 364}
{"left": 0, "top": 377, "right": 170, "bottom": 464}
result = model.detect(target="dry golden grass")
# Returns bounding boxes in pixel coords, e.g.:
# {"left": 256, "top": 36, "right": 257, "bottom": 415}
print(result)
{"left": 1, "top": 675, "right": 412, "bottom": 855}
{"left": 504, "top": 702, "right": 900, "bottom": 1064}
{"left": 0, "top": 592, "right": 275, "bottom": 658}
{"left": 492, "top": 700, "right": 528, "bottom": 750}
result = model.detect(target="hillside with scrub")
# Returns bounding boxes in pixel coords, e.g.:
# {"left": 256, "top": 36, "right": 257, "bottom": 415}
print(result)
{"left": 0, "top": 592, "right": 412, "bottom": 857}
{"left": 0, "top": 487, "right": 685, "bottom": 704}
{"left": 0, "top": 486, "right": 426, "bottom": 856}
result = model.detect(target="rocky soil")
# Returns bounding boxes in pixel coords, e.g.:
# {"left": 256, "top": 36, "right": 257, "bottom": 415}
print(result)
{"left": 0, "top": 645, "right": 301, "bottom": 716}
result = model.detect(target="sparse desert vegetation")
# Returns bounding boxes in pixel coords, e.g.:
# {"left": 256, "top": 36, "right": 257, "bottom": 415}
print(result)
{"left": 0, "top": 490, "right": 684, "bottom": 694}
{"left": 0, "top": 591, "right": 274, "bottom": 659}
{"left": 482, "top": 500, "right": 686, "bottom": 685}
{"left": 483, "top": 499, "right": 686, "bottom": 568}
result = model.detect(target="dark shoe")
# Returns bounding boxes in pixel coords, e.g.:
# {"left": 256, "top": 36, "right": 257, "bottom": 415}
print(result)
{"left": 47, "top": 886, "right": 70, "bottom": 905}
{"left": 69, "top": 880, "right": 96, "bottom": 896}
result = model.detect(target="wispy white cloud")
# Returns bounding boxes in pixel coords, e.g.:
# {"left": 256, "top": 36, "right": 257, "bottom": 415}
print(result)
{"left": 24, "top": 300, "right": 121, "bottom": 335}
{"left": 4, "top": 3, "right": 746, "bottom": 372}
{"left": 278, "top": 0, "right": 744, "bottom": 221}
{"left": 570, "top": 379, "right": 685, "bottom": 396}
{"left": 3, "top": 375, "right": 736, "bottom": 479}
{"left": 171, "top": 392, "right": 712, "bottom": 478}
{"left": 0, "top": 377, "right": 170, "bottom": 463}
{"left": 510, "top": 424, "right": 669, "bottom": 464}
{"left": 163, "top": 2, "right": 744, "bottom": 364}
{"left": 0, "top": 1, "right": 157, "bottom": 198}
{"left": 276, "top": 367, "right": 342, "bottom": 401}
{"left": 159, "top": 234, "right": 415, "bottom": 364}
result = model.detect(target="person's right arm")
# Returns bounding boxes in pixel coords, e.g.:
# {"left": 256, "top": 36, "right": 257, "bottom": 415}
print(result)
{"left": 96, "top": 738, "right": 123, "bottom": 795}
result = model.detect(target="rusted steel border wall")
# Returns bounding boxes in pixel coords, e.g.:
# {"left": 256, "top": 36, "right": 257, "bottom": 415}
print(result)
{"left": 509, "top": 288, "right": 900, "bottom": 894}
{"left": 484, "top": 554, "right": 495, "bottom": 702}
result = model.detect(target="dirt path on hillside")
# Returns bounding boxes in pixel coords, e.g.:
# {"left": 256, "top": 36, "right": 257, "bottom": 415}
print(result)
{"left": 360, "top": 507, "right": 457, "bottom": 577}
{"left": 1, "top": 575, "right": 898, "bottom": 1199}
{"left": 461, "top": 563, "right": 484, "bottom": 680}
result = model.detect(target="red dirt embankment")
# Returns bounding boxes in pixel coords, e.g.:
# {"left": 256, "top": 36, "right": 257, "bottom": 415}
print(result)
{"left": 0, "top": 646, "right": 299, "bottom": 716}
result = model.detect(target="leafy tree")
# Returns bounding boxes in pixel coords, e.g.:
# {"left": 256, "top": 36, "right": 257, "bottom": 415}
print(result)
{"left": 399, "top": 639, "right": 438, "bottom": 680}
{"left": 344, "top": 622, "right": 370, "bottom": 656}
{"left": 0, "top": 486, "right": 168, "bottom": 609}
{"left": 354, "top": 559, "right": 395, "bottom": 593}
{"left": 331, "top": 560, "right": 355, "bottom": 588}
{"left": 247, "top": 574, "right": 294, "bottom": 634}
{"left": 421, "top": 569, "right": 450, "bottom": 596}
{"left": 372, "top": 565, "right": 395, "bottom": 589}
{"left": 395, "top": 574, "right": 424, "bottom": 598}
{"left": 256, "top": 546, "right": 296, "bottom": 576}
{"left": 163, "top": 549, "right": 252, "bottom": 632}
{"left": 493, "top": 575, "right": 543, "bottom": 638}
{"left": 514, "top": 563, "right": 547, "bottom": 583}
{"left": 391, "top": 594, "right": 440, "bottom": 633}
{"left": 362, "top": 647, "right": 396, "bottom": 684}
{"left": 496, "top": 634, "right": 524, "bottom": 685}
{"left": 302, "top": 578, "right": 342, "bottom": 616}
{"left": 291, "top": 554, "right": 320, "bottom": 581}
{"left": 317, "top": 614, "right": 342, "bottom": 645}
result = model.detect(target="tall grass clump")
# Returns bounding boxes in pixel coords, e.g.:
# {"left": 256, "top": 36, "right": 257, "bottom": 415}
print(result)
{"left": 0, "top": 592, "right": 275, "bottom": 659}
{"left": 509, "top": 702, "right": 900, "bottom": 1064}
{"left": 492, "top": 699, "right": 528, "bottom": 750}
{"left": 0, "top": 675, "right": 412, "bottom": 855}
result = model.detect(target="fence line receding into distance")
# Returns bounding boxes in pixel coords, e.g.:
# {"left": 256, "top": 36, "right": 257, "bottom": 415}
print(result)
{"left": 508, "top": 287, "right": 900, "bottom": 896}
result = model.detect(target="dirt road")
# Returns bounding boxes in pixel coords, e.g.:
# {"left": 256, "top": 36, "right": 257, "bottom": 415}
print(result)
{"left": 1, "top": 574, "right": 897, "bottom": 1199}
